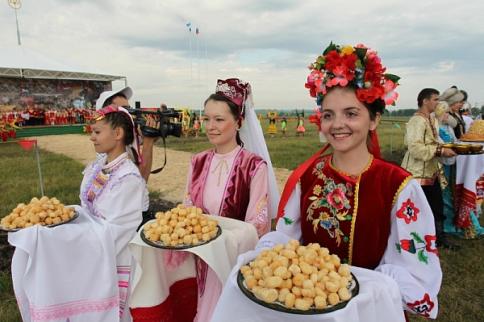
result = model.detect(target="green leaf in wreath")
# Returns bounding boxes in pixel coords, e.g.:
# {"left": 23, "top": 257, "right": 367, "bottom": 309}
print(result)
{"left": 395, "top": 243, "right": 402, "bottom": 253}
{"left": 384, "top": 73, "right": 401, "bottom": 84}
{"left": 410, "top": 232, "right": 424, "bottom": 244}
{"left": 418, "top": 249, "right": 429, "bottom": 264}
{"left": 355, "top": 47, "right": 368, "bottom": 60}
{"left": 323, "top": 42, "right": 337, "bottom": 55}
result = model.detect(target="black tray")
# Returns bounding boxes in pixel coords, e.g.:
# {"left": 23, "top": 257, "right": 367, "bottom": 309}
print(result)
{"left": 140, "top": 223, "right": 222, "bottom": 250}
{"left": 237, "top": 269, "right": 359, "bottom": 315}
{"left": 0, "top": 210, "right": 80, "bottom": 232}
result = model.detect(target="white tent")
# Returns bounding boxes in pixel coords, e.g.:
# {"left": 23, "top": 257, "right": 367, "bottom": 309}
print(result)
{"left": 0, "top": 47, "right": 125, "bottom": 82}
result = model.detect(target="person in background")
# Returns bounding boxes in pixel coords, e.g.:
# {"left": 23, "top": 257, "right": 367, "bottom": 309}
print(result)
{"left": 402, "top": 88, "right": 458, "bottom": 251}
{"left": 460, "top": 102, "right": 474, "bottom": 132}
{"left": 439, "top": 87, "right": 466, "bottom": 139}
{"left": 280, "top": 116, "right": 287, "bottom": 137}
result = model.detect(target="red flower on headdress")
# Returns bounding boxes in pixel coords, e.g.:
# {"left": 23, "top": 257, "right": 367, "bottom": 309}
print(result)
{"left": 305, "top": 42, "right": 400, "bottom": 109}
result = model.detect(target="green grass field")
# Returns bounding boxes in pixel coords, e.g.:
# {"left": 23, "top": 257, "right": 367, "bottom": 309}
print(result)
{"left": 0, "top": 119, "right": 482, "bottom": 321}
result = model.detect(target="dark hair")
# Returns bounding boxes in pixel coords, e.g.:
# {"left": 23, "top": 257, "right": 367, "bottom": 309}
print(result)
{"left": 417, "top": 88, "right": 439, "bottom": 107}
{"left": 103, "top": 112, "right": 139, "bottom": 165}
{"left": 103, "top": 93, "right": 127, "bottom": 108}
{"left": 204, "top": 93, "right": 243, "bottom": 146}
{"left": 320, "top": 86, "right": 385, "bottom": 121}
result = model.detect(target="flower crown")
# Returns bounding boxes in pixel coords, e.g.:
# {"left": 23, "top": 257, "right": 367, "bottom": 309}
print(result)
{"left": 305, "top": 42, "right": 400, "bottom": 107}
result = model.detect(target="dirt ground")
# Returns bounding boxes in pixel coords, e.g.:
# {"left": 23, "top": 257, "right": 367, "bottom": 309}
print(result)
{"left": 34, "top": 134, "right": 291, "bottom": 204}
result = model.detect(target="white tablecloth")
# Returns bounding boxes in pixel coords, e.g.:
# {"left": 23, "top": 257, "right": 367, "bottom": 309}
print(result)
{"left": 128, "top": 216, "right": 259, "bottom": 308}
{"left": 210, "top": 250, "right": 406, "bottom": 322}
{"left": 456, "top": 152, "right": 484, "bottom": 193}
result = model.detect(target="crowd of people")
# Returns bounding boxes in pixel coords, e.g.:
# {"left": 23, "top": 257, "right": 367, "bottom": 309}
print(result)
{"left": 5, "top": 41, "right": 483, "bottom": 322}
{"left": 0, "top": 106, "right": 94, "bottom": 126}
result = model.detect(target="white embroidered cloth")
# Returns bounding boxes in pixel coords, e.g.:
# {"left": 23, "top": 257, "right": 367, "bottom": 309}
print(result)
{"left": 456, "top": 152, "right": 484, "bottom": 193}
{"left": 9, "top": 206, "right": 120, "bottom": 322}
{"left": 210, "top": 249, "right": 405, "bottom": 322}
{"left": 128, "top": 216, "right": 259, "bottom": 308}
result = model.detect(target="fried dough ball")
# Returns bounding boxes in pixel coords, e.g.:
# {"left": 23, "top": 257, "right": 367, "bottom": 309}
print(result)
{"left": 143, "top": 204, "right": 219, "bottom": 246}
{"left": 241, "top": 239, "right": 354, "bottom": 310}
{"left": 1, "top": 197, "right": 75, "bottom": 229}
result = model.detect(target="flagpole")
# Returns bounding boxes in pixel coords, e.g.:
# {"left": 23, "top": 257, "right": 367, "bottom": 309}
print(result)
{"left": 8, "top": 0, "right": 22, "bottom": 46}
{"left": 34, "top": 141, "right": 45, "bottom": 196}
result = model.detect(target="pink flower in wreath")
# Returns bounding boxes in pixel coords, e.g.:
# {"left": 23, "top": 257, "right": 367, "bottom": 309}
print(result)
{"left": 382, "top": 79, "right": 399, "bottom": 105}
{"left": 327, "top": 187, "right": 346, "bottom": 211}
{"left": 396, "top": 198, "right": 420, "bottom": 224}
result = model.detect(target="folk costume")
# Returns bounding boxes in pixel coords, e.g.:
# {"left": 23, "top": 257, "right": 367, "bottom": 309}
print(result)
{"left": 130, "top": 79, "right": 279, "bottom": 322}
{"left": 9, "top": 107, "right": 147, "bottom": 322}
{"left": 275, "top": 152, "right": 441, "bottom": 318}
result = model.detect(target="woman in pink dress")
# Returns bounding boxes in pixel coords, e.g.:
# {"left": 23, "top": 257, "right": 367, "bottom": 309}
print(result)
{"left": 130, "top": 78, "right": 279, "bottom": 322}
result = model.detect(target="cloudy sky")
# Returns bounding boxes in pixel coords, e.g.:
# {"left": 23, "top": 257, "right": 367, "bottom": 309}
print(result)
{"left": 1, "top": 0, "right": 483, "bottom": 110}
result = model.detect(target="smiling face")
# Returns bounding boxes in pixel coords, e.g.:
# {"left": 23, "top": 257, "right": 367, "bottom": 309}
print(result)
{"left": 202, "top": 99, "right": 239, "bottom": 153}
{"left": 320, "top": 87, "right": 378, "bottom": 155}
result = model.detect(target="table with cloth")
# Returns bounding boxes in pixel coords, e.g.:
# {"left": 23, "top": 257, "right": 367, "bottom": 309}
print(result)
{"left": 128, "top": 216, "right": 259, "bottom": 320}
{"left": 210, "top": 249, "right": 406, "bottom": 322}
{"left": 454, "top": 145, "right": 484, "bottom": 238}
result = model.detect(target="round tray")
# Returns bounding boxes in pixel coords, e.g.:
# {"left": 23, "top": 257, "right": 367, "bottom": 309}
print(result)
{"left": 237, "top": 269, "right": 359, "bottom": 315}
{"left": 140, "top": 223, "right": 222, "bottom": 250}
{"left": 459, "top": 138, "right": 484, "bottom": 143}
{"left": 0, "top": 210, "right": 80, "bottom": 232}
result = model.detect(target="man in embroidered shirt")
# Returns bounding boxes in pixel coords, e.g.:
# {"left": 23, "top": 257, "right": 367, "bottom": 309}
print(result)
{"left": 401, "top": 88, "right": 457, "bottom": 250}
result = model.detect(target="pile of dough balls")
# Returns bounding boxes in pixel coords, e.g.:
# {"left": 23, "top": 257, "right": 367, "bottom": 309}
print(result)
{"left": 1, "top": 196, "right": 75, "bottom": 230}
{"left": 143, "top": 204, "right": 219, "bottom": 247}
{"left": 240, "top": 239, "right": 353, "bottom": 311}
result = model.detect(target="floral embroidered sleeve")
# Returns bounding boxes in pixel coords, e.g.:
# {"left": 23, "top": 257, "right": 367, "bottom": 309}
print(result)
{"left": 375, "top": 179, "right": 442, "bottom": 319}
{"left": 245, "top": 163, "right": 270, "bottom": 236}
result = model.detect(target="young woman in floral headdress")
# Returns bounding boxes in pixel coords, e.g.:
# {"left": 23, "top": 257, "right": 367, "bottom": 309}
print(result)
{"left": 270, "top": 43, "right": 442, "bottom": 319}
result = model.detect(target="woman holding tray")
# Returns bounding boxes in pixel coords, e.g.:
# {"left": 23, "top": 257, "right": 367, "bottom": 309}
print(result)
{"left": 262, "top": 43, "right": 441, "bottom": 320}
{"left": 130, "top": 78, "right": 279, "bottom": 322}
{"left": 9, "top": 105, "right": 148, "bottom": 321}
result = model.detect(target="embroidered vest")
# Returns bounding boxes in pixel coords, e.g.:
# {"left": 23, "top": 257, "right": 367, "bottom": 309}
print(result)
{"left": 190, "top": 148, "right": 265, "bottom": 221}
{"left": 300, "top": 155, "right": 411, "bottom": 269}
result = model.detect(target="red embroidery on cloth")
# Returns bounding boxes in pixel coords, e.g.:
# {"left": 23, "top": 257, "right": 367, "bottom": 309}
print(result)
{"left": 406, "top": 293, "right": 435, "bottom": 317}
{"left": 396, "top": 198, "right": 419, "bottom": 224}
{"left": 454, "top": 184, "right": 476, "bottom": 228}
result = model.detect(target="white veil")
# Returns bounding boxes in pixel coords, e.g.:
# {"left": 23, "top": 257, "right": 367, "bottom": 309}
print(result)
{"left": 239, "top": 92, "right": 280, "bottom": 219}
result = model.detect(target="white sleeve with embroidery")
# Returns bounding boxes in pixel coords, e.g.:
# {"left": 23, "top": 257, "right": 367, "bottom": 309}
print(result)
{"left": 375, "top": 179, "right": 442, "bottom": 319}
{"left": 245, "top": 163, "right": 270, "bottom": 236}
